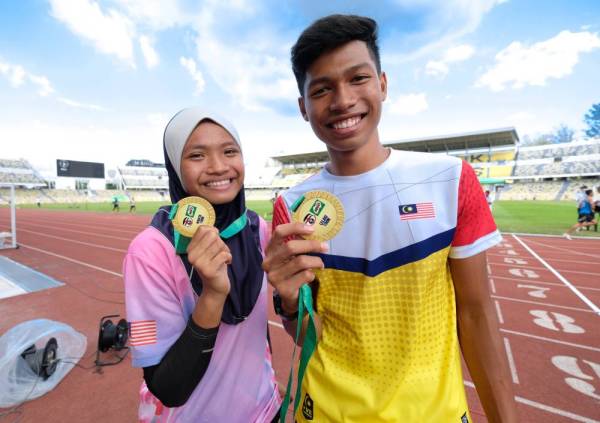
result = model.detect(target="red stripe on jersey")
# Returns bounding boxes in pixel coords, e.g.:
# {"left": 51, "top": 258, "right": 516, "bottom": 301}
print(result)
{"left": 272, "top": 195, "right": 291, "bottom": 230}
{"left": 451, "top": 161, "right": 497, "bottom": 247}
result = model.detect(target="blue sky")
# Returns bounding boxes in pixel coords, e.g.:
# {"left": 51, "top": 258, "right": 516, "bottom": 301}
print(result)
{"left": 1, "top": 0, "right": 599, "bottom": 178}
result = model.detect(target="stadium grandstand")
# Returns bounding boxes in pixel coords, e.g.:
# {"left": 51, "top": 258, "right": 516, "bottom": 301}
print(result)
{"left": 117, "top": 159, "right": 169, "bottom": 191}
{"left": 245, "top": 127, "right": 600, "bottom": 202}
{"left": 1, "top": 131, "right": 599, "bottom": 204}
{"left": 0, "top": 158, "right": 47, "bottom": 187}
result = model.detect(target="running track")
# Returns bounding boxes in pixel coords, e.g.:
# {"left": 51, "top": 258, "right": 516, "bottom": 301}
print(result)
{"left": 0, "top": 208, "right": 599, "bottom": 422}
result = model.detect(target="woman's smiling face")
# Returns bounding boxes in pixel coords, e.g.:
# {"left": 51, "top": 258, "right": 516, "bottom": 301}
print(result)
{"left": 180, "top": 120, "right": 244, "bottom": 205}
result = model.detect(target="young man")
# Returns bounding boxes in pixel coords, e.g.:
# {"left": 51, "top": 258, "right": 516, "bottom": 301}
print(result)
{"left": 263, "top": 15, "right": 518, "bottom": 422}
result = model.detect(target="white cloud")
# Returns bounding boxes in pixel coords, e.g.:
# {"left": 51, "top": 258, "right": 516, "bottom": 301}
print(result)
{"left": 57, "top": 97, "right": 107, "bottom": 111}
{"left": 477, "top": 30, "right": 600, "bottom": 91}
{"left": 139, "top": 35, "right": 159, "bottom": 68}
{"left": 190, "top": 6, "right": 297, "bottom": 112}
{"left": 180, "top": 57, "right": 205, "bottom": 95}
{"left": 111, "top": 0, "right": 188, "bottom": 30}
{"left": 388, "top": 93, "right": 429, "bottom": 116}
{"left": 425, "top": 60, "right": 449, "bottom": 78}
{"left": 28, "top": 74, "right": 54, "bottom": 97}
{"left": 426, "top": 44, "right": 475, "bottom": 78}
{"left": 49, "top": 0, "right": 136, "bottom": 66}
{"left": 0, "top": 60, "right": 54, "bottom": 96}
{"left": 386, "top": 0, "right": 499, "bottom": 64}
{"left": 0, "top": 61, "right": 26, "bottom": 87}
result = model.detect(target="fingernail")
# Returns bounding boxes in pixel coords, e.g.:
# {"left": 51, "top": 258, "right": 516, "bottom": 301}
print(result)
{"left": 321, "top": 242, "right": 329, "bottom": 252}
{"left": 304, "top": 225, "right": 315, "bottom": 231}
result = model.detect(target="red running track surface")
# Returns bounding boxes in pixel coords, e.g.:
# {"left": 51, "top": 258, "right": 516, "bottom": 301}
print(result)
{"left": 0, "top": 208, "right": 599, "bottom": 422}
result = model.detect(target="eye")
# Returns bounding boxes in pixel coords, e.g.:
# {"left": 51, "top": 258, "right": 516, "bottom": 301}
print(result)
{"left": 188, "top": 152, "right": 205, "bottom": 160}
{"left": 224, "top": 147, "right": 239, "bottom": 156}
{"left": 310, "top": 86, "right": 330, "bottom": 98}
{"left": 351, "top": 74, "right": 370, "bottom": 83}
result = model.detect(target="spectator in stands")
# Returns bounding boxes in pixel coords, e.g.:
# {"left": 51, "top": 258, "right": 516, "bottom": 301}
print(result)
{"left": 263, "top": 14, "right": 517, "bottom": 422}
{"left": 36, "top": 196, "right": 41, "bottom": 208}
{"left": 564, "top": 189, "right": 597, "bottom": 239}
{"left": 112, "top": 196, "right": 120, "bottom": 212}
{"left": 123, "top": 107, "right": 280, "bottom": 422}
{"left": 129, "top": 196, "right": 136, "bottom": 213}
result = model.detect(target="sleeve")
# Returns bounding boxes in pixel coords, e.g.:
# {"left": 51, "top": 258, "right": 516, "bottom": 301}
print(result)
{"left": 449, "top": 161, "right": 502, "bottom": 259}
{"left": 124, "top": 242, "right": 188, "bottom": 368}
{"left": 142, "top": 319, "right": 218, "bottom": 407}
{"left": 272, "top": 195, "right": 291, "bottom": 231}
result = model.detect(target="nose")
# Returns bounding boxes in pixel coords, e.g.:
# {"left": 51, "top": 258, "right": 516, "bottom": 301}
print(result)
{"left": 206, "top": 154, "right": 228, "bottom": 174}
{"left": 330, "top": 84, "right": 356, "bottom": 112}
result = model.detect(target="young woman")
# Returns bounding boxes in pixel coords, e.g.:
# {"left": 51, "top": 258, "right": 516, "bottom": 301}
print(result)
{"left": 124, "top": 107, "right": 281, "bottom": 422}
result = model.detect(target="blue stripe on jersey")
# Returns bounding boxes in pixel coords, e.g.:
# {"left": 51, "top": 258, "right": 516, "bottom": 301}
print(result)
{"left": 319, "top": 228, "right": 456, "bottom": 277}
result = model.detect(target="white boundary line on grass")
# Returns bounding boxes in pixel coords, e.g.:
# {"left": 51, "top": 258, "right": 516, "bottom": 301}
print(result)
{"left": 512, "top": 234, "right": 600, "bottom": 316}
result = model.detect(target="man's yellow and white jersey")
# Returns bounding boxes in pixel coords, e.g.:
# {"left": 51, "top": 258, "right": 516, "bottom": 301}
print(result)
{"left": 272, "top": 149, "right": 501, "bottom": 422}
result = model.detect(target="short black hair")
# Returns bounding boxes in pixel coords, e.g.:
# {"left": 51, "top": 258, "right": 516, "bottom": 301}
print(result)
{"left": 291, "top": 14, "right": 381, "bottom": 95}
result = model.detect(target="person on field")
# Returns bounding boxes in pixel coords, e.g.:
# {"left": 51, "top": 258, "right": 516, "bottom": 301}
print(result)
{"left": 263, "top": 14, "right": 518, "bottom": 422}
{"left": 112, "top": 196, "right": 120, "bottom": 212}
{"left": 124, "top": 107, "right": 280, "bottom": 422}
{"left": 564, "top": 189, "right": 597, "bottom": 239}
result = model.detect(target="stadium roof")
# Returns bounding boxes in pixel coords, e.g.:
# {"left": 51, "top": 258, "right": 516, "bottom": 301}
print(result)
{"left": 272, "top": 127, "right": 519, "bottom": 164}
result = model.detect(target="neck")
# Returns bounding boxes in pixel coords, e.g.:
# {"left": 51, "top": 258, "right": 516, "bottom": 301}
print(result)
{"left": 327, "top": 137, "right": 389, "bottom": 176}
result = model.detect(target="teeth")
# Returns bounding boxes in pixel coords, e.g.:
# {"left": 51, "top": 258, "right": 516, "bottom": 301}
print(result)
{"left": 332, "top": 116, "right": 361, "bottom": 129}
{"left": 206, "top": 179, "right": 231, "bottom": 187}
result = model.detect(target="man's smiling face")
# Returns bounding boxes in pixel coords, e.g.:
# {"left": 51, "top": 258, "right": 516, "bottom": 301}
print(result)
{"left": 299, "top": 40, "right": 387, "bottom": 155}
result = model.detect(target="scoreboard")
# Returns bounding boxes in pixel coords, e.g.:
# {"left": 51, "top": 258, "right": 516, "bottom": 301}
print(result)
{"left": 56, "top": 160, "right": 105, "bottom": 178}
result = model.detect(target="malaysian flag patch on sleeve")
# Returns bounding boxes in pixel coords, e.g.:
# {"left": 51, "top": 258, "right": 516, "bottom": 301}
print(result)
{"left": 399, "top": 202, "right": 435, "bottom": 220}
{"left": 129, "top": 320, "right": 157, "bottom": 346}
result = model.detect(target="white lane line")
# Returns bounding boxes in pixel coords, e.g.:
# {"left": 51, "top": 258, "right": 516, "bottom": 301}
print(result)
{"left": 494, "top": 300, "right": 504, "bottom": 324}
{"left": 500, "top": 329, "right": 600, "bottom": 352}
{"left": 19, "top": 243, "right": 123, "bottom": 277}
{"left": 464, "top": 385, "right": 600, "bottom": 422}
{"left": 489, "top": 278, "right": 497, "bottom": 294}
{"left": 268, "top": 320, "right": 284, "bottom": 329}
{"left": 514, "top": 397, "right": 599, "bottom": 423}
{"left": 503, "top": 337, "right": 519, "bottom": 384}
{"left": 1, "top": 218, "right": 133, "bottom": 241}
{"left": 16, "top": 228, "right": 127, "bottom": 253}
{"left": 522, "top": 237, "right": 600, "bottom": 259}
{"left": 492, "top": 295, "right": 592, "bottom": 313}
{"left": 490, "top": 254, "right": 597, "bottom": 266}
{"left": 490, "top": 261, "right": 600, "bottom": 276}
{"left": 512, "top": 234, "right": 600, "bottom": 316}
{"left": 492, "top": 275, "right": 600, "bottom": 292}
{"left": 487, "top": 263, "right": 492, "bottom": 274}
{"left": 1, "top": 216, "right": 142, "bottom": 236}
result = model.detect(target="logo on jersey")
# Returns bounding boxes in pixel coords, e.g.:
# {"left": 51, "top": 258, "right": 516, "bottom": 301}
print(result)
{"left": 399, "top": 202, "right": 435, "bottom": 220}
{"left": 302, "top": 393, "right": 314, "bottom": 420}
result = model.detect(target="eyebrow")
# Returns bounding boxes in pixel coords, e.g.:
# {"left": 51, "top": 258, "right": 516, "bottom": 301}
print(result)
{"left": 307, "top": 62, "right": 373, "bottom": 88}
{"left": 184, "top": 140, "right": 239, "bottom": 151}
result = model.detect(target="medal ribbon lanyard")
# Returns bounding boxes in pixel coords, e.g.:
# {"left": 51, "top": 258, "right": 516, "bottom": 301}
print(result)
{"left": 280, "top": 193, "right": 318, "bottom": 422}
{"left": 169, "top": 204, "right": 248, "bottom": 253}
{"left": 280, "top": 284, "right": 318, "bottom": 422}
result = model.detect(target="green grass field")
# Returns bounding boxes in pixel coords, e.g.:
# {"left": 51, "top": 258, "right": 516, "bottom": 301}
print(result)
{"left": 14, "top": 200, "right": 600, "bottom": 237}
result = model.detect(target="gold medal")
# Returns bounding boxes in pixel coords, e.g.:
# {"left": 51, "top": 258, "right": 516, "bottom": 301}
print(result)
{"left": 292, "top": 190, "right": 344, "bottom": 241}
{"left": 171, "top": 196, "right": 216, "bottom": 238}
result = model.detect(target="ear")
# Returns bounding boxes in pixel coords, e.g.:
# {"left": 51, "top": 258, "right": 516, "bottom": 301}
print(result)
{"left": 379, "top": 71, "right": 388, "bottom": 102}
{"left": 298, "top": 97, "right": 309, "bottom": 121}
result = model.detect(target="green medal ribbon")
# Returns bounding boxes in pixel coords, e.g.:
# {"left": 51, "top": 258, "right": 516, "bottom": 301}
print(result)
{"left": 280, "top": 283, "right": 318, "bottom": 422}
{"left": 170, "top": 204, "right": 248, "bottom": 254}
